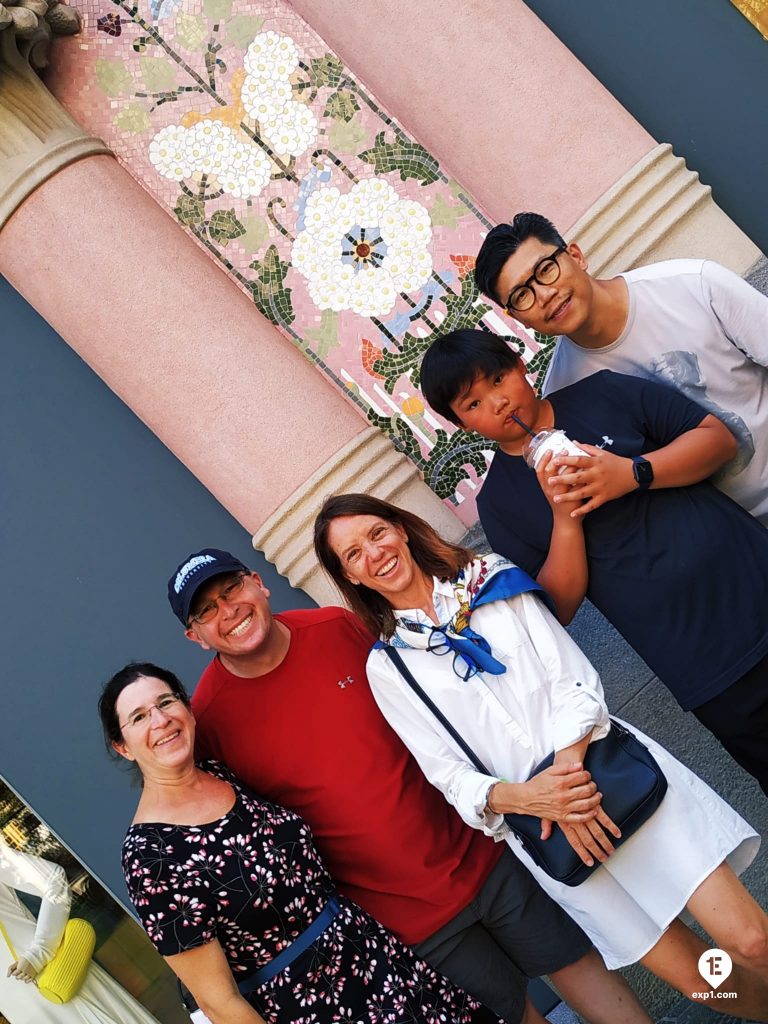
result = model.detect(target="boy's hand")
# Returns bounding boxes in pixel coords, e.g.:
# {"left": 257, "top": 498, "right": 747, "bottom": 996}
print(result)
{"left": 549, "top": 443, "right": 636, "bottom": 517}
{"left": 535, "top": 450, "right": 583, "bottom": 522}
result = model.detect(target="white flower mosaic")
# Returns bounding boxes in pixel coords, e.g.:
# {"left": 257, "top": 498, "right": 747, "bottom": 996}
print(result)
{"left": 149, "top": 119, "right": 272, "bottom": 199}
{"left": 241, "top": 30, "right": 317, "bottom": 159}
{"left": 147, "top": 31, "right": 317, "bottom": 197}
{"left": 291, "top": 178, "right": 433, "bottom": 316}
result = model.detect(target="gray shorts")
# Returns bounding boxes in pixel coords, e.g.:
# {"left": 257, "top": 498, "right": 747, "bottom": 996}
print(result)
{"left": 413, "top": 848, "right": 592, "bottom": 1022}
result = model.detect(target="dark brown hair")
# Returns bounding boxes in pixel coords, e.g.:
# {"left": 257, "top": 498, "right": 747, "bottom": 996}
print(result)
{"left": 313, "top": 493, "right": 473, "bottom": 638}
{"left": 99, "top": 661, "right": 191, "bottom": 753}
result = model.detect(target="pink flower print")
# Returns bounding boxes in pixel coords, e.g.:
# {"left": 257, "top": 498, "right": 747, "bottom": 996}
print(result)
{"left": 168, "top": 893, "right": 205, "bottom": 927}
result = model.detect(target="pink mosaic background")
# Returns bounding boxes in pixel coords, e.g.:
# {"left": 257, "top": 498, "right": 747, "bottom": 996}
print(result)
{"left": 47, "top": 0, "right": 555, "bottom": 523}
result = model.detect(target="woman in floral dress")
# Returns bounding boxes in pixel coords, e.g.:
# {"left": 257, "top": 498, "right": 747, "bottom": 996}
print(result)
{"left": 100, "top": 662, "right": 509, "bottom": 1024}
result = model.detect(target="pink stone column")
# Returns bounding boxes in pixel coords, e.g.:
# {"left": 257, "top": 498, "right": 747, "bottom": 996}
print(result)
{"left": 292, "top": 0, "right": 760, "bottom": 273}
{"left": 0, "top": 155, "right": 359, "bottom": 530}
{"left": 0, "top": 154, "right": 464, "bottom": 599}
{"left": 289, "top": 0, "right": 654, "bottom": 228}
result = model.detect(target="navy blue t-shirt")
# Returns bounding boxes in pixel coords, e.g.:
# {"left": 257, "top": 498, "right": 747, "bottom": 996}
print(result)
{"left": 478, "top": 370, "right": 768, "bottom": 710}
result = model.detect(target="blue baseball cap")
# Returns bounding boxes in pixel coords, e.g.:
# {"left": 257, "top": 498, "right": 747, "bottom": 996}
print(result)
{"left": 167, "top": 548, "right": 250, "bottom": 625}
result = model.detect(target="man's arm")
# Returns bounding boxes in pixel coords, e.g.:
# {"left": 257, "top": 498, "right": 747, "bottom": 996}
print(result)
{"left": 551, "top": 412, "right": 737, "bottom": 517}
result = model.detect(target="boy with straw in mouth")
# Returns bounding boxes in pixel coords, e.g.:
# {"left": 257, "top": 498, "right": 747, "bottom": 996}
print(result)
{"left": 419, "top": 328, "right": 768, "bottom": 793}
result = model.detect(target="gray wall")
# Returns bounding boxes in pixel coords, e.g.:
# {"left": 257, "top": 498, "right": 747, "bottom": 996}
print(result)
{"left": 0, "top": 274, "right": 313, "bottom": 903}
{"left": 524, "top": 0, "right": 768, "bottom": 257}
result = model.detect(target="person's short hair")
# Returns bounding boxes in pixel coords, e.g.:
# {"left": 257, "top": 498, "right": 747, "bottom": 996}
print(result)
{"left": 420, "top": 329, "right": 520, "bottom": 426}
{"left": 475, "top": 212, "right": 566, "bottom": 303}
{"left": 98, "top": 662, "right": 191, "bottom": 753}
{"left": 313, "top": 493, "right": 473, "bottom": 638}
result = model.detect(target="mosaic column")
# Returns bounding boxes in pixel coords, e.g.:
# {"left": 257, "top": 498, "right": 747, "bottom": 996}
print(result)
{"left": 45, "top": 0, "right": 551, "bottom": 535}
{"left": 40, "top": 0, "right": 763, "bottom": 557}
{"left": 0, "top": 24, "right": 464, "bottom": 606}
{"left": 293, "top": 0, "right": 761, "bottom": 278}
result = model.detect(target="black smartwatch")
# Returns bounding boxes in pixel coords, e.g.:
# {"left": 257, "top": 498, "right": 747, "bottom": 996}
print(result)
{"left": 632, "top": 455, "right": 654, "bottom": 490}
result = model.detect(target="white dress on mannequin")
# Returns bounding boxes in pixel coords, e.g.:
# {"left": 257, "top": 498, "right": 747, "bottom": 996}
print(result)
{"left": 0, "top": 842, "right": 164, "bottom": 1024}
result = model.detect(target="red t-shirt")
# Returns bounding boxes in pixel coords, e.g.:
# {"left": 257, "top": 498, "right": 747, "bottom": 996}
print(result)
{"left": 192, "top": 607, "right": 502, "bottom": 944}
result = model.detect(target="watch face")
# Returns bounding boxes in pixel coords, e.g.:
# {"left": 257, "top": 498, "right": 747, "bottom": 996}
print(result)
{"left": 633, "top": 457, "right": 653, "bottom": 488}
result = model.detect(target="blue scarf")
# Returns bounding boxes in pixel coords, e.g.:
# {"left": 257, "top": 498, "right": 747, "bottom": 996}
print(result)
{"left": 374, "top": 556, "right": 552, "bottom": 679}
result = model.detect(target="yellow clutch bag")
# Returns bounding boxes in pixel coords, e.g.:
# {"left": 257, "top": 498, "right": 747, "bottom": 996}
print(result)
{"left": 0, "top": 915, "right": 96, "bottom": 1004}
{"left": 37, "top": 918, "right": 96, "bottom": 1004}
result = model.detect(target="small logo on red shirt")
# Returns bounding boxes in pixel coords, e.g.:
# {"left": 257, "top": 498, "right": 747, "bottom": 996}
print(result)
{"left": 337, "top": 676, "right": 355, "bottom": 689}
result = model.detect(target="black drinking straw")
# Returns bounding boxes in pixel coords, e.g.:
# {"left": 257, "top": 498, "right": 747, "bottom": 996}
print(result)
{"left": 509, "top": 412, "right": 537, "bottom": 438}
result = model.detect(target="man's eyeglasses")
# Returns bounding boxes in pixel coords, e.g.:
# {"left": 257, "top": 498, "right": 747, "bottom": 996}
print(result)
{"left": 121, "top": 694, "right": 182, "bottom": 731}
{"left": 188, "top": 573, "right": 247, "bottom": 626}
{"left": 505, "top": 246, "right": 566, "bottom": 313}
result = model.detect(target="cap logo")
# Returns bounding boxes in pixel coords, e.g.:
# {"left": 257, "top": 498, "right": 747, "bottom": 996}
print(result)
{"left": 174, "top": 554, "right": 217, "bottom": 594}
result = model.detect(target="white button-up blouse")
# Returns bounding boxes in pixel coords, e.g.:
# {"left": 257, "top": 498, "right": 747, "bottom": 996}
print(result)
{"left": 366, "top": 567, "right": 610, "bottom": 839}
{"left": 365, "top": 559, "right": 759, "bottom": 970}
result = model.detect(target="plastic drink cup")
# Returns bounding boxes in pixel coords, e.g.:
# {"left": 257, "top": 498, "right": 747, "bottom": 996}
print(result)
{"left": 522, "top": 429, "right": 589, "bottom": 473}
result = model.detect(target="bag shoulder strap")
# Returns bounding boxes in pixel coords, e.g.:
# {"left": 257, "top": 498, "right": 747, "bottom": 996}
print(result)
{"left": 381, "top": 646, "right": 493, "bottom": 777}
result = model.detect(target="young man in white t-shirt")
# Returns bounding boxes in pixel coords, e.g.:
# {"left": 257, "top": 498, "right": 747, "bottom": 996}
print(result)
{"left": 474, "top": 212, "right": 768, "bottom": 525}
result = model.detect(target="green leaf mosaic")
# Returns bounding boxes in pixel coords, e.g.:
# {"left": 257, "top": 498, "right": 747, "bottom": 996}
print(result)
{"left": 96, "top": 58, "right": 132, "bottom": 96}
{"left": 114, "top": 103, "right": 152, "bottom": 134}
{"left": 208, "top": 208, "right": 246, "bottom": 242}
{"left": 224, "top": 14, "right": 264, "bottom": 47}
{"left": 249, "top": 245, "right": 295, "bottom": 327}
{"left": 173, "top": 193, "right": 206, "bottom": 226}
{"left": 141, "top": 55, "right": 177, "bottom": 92}
{"left": 308, "top": 53, "right": 344, "bottom": 89}
{"left": 323, "top": 89, "right": 359, "bottom": 123}
{"left": 358, "top": 132, "right": 441, "bottom": 185}
{"left": 79, "top": 5, "right": 552, "bottom": 519}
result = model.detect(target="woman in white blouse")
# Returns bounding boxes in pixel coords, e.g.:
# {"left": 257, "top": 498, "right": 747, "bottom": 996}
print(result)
{"left": 314, "top": 493, "right": 768, "bottom": 1015}
{"left": 0, "top": 839, "right": 162, "bottom": 1023}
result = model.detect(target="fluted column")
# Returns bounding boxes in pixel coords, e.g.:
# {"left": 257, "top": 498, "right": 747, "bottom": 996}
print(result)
{"left": 0, "top": 10, "right": 110, "bottom": 228}
{"left": 568, "top": 143, "right": 761, "bottom": 277}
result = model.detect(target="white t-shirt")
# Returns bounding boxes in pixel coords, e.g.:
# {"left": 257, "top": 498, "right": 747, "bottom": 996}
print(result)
{"left": 542, "top": 259, "right": 768, "bottom": 524}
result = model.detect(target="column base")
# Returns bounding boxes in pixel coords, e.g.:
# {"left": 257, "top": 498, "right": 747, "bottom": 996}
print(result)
{"left": 568, "top": 142, "right": 761, "bottom": 277}
{"left": 252, "top": 427, "right": 464, "bottom": 604}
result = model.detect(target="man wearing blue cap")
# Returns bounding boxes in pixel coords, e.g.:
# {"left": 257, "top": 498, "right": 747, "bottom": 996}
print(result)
{"left": 166, "top": 548, "right": 650, "bottom": 1024}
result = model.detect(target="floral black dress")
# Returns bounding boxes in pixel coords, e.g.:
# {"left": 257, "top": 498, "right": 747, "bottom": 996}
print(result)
{"left": 122, "top": 762, "right": 504, "bottom": 1024}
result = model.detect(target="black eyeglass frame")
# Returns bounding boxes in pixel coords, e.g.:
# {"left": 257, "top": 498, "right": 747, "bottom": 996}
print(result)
{"left": 426, "top": 628, "right": 479, "bottom": 682}
{"left": 187, "top": 572, "right": 248, "bottom": 626}
{"left": 504, "top": 245, "right": 567, "bottom": 314}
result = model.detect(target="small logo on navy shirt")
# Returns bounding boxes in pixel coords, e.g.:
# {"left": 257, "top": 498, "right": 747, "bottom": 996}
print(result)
{"left": 596, "top": 435, "right": 614, "bottom": 449}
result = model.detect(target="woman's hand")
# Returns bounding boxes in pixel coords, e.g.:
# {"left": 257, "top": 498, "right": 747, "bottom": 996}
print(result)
{"left": 7, "top": 956, "right": 38, "bottom": 983}
{"left": 549, "top": 444, "right": 635, "bottom": 517}
{"left": 489, "top": 763, "right": 601, "bottom": 822}
{"left": 556, "top": 806, "right": 623, "bottom": 867}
